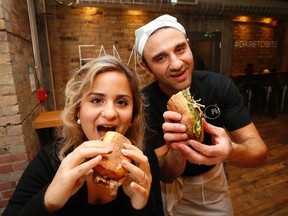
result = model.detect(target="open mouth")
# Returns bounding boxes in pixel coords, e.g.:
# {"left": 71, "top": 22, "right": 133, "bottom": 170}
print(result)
{"left": 97, "top": 125, "right": 116, "bottom": 138}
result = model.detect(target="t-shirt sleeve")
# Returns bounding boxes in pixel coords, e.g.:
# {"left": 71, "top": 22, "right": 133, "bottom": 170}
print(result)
{"left": 222, "top": 77, "right": 252, "bottom": 131}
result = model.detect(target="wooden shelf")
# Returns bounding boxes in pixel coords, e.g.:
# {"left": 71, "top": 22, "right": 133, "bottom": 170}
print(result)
{"left": 34, "top": 110, "right": 63, "bottom": 129}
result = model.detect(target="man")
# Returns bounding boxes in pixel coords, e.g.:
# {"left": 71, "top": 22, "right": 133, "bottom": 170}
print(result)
{"left": 135, "top": 14, "right": 268, "bottom": 216}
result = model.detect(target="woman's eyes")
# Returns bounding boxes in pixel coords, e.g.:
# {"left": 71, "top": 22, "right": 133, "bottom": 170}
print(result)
{"left": 90, "top": 97, "right": 128, "bottom": 106}
{"left": 116, "top": 99, "right": 128, "bottom": 106}
{"left": 91, "top": 98, "right": 102, "bottom": 104}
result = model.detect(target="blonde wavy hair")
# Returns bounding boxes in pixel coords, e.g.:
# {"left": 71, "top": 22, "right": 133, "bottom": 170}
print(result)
{"left": 57, "top": 55, "right": 146, "bottom": 160}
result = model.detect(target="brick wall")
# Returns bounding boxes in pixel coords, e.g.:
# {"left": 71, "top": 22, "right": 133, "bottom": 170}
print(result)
{"left": 232, "top": 21, "right": 285, "bottom": 74}
{"left": 45, "top": 4, "right": 235, "bottom": 109}
{"left": 45, "top": 6, "right": 157, "bottom": 108}
{"left": 0, "top": 0, "right": 42, "bottom": 213}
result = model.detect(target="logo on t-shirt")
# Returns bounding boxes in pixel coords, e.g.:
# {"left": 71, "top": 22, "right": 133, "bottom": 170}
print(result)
{"left": 204, "top": 104, "right": 221, "bottom": 120}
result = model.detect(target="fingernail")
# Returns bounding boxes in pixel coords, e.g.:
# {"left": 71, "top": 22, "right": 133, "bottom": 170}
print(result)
{"left": 122, "top": 159, "right": 127, "bottom": 165}
{"left": 176, "top": 114, "right": 181, "bottom": 119}
{"left": 95, "top": 155, "right": 102, "bottom": 161}
{"left": 105, "top": 146, "right": 113, "bottom": 152}
{"left": 182, "top": 134, "right": 188, "bottom": 139}
{"left": 180, "top": 125, "right": 186, "bottom": 131}
{"left": 121, "top": 149, "right": 128, "bottom": 155}
{"left": 177, "top": 145, "right": 185, "bottom": 151}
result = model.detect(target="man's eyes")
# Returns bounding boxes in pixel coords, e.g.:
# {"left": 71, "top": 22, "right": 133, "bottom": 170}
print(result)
{"left": 155, "top": 48, "right": 185, "bottom": 63}
{"left": 155, "top": 55, "right": 165, "bottom": 63}
{"left": 176, "top": 46, "right": 185, "bottom": 53}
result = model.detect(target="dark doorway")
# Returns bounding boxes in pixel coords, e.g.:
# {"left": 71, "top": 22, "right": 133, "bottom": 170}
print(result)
{"left": 187, "top": 31, "right": 222, "bottom": 73}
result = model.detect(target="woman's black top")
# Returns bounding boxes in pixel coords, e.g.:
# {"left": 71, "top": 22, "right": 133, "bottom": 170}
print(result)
{"left": 3, "top": 143, "right": 164, "bottom": 216}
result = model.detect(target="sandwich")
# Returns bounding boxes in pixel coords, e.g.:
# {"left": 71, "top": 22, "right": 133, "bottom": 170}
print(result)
{"left": 167, "top": 87, "right": 205, "bottom": 142}
{"left": 93, "top": 131, "right": 131, "bottom": 195}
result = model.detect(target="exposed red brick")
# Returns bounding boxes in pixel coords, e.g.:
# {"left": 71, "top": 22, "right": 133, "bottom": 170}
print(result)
{"left": 0, "top": 31, "right": 7, "bottom": 41}
{"left": 0, "top": 164, "right": 13, "bottom": 174}
{"left": 12, "top": 161, "right": 29, "bottom": 171}
{"left": 0, "top": 199, "right": 9, "bottom": 208}
{"left": 11, "top": 153, "right": 28, "bottom": 162}
{"left": 232, "top": 21, "right": 285, "bottom": 74}
{"left": 0, "top": 181, "right": 16, "bottom": 191}
{"left": 0, "top": 155, "right": 11, "bottom": 165}
{"left": 1, "top": 189, "right": 15, "bottom": 199}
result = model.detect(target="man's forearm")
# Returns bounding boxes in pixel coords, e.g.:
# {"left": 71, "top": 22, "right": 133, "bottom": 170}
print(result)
{"left": 227, "top": 123, "right": 269, "bottom": 167}
{"left": 226, "top": 138, "right": 268, "bottom": 167}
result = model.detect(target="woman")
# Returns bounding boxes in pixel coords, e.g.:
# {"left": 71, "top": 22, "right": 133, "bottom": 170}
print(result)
{"left": 3, "top": 55, "right": 163, "bottom": 215}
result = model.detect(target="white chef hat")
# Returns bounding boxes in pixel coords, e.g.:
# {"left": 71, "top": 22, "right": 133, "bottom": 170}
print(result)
{"left": 135, "top": 14, "right": 186, "bottom": 58}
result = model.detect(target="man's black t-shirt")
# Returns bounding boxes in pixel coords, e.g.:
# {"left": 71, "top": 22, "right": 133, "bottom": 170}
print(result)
{"left": 142, "top": 70, "right": 251, "bottom": 176}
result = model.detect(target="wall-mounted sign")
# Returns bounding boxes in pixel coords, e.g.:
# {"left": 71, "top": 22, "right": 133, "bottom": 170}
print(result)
{"left": 234, "top": 40, "right": 278, "bottom": 48}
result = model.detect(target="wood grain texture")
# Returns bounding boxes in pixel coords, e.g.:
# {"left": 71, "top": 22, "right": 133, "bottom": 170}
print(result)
{"left": 227, "top": 114, "right": 288, "bottom": 216}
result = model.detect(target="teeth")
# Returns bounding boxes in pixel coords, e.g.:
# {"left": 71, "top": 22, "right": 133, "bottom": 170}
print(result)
{"left": 97, "top": 125, "right": 116, "bottom": 139}
{"left": 97, "top": 125, "right": 116, "bottom": 131}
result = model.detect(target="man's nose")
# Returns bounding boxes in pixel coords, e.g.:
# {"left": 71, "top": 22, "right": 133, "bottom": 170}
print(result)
{"left": 169, "top": 55, "right": 182, "bottom": 70}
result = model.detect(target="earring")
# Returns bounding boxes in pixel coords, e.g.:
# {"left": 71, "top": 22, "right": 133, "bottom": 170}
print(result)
{"left": 77, "top": 118, "right": 81, "bottom": 125}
